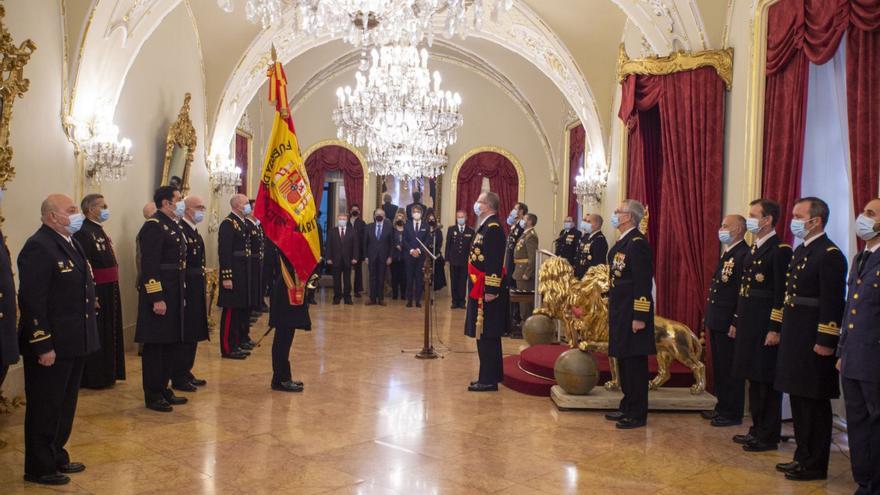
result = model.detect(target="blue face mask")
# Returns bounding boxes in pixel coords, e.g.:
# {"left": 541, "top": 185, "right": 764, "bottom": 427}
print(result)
{"left": 65, "top": 213, "right": 85, "bottom": 235}
{"left": 507, "top": 214, "right": 516, "bottom": 226}
{"left": 563, "top": 221, "right": 573, "bottom": 230}
{"left": 193, "top": 210, "right": 205, "bottom": 224}
{"left": 338, "top": 219, "right": 347, "bottom": 228}
{"left": 790, "top": 218, "right": 811, "bottom": 239}
{"left": 457, "top": 217, "right": 466, "bottom": 226}
{"left": 98, "top": 209, "right": 111, "bottom": 223}
{"left": 242, "top": 203, "right": 253, "bottom": 216}
{"left": 718, "top": 230, "right": 732, "bottom": 244}
{"left": 473, "top": 202, "right": 482, "bottom": 217}
{"left": 174, "top": 200, "right": 186, "bottom": 218}
{"left": 580, "top": 221, "right": 592, "bottom": 234}
{"left": 856, "top": 214, "right": 878, "bottom": 241}
{"left": 610, "top": 214, "right": 620, "bottom": 229}
{"left": 746, "top": 217, "right": 761, "bottom": 234}
{"left": 519, "top": 219, "right": 526, "bottom": 228}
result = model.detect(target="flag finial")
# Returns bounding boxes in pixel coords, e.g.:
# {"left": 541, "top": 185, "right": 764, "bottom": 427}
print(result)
{"left": 270, "top": 44, "right": 277, "bottom": 64}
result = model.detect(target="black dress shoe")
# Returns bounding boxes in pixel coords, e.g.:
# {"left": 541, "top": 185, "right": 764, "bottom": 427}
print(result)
{"left": 406, "top": 301, "right": 413, "bottom": 307}
{"left": 190, "top": 378, "right": 207, "bottom": 387}
{"left": 344, "top": 299, "right": 353, "bottom": 305}
{"left": 415, "top": 302, "right": 422, "bottom": 308}
{"left": 240, "top": 342, "right": 255, "bottom": 350}
{"left": 775, "top": 461, "right": 800, "bottom": 473}
{"left": 378, "top": 300, "right": 386, "bottom": 306}
{"left": 146, "top": 400, "right": 173, "bottom": 412}
{"left": 172, "top": 382, "right": 198, "bottom": 392}
{"left": 365, "top": 300, "right": 376, "bottom": 306}
{"left": 333, "top": 299, "right": 341, "bottom": 305}
{"left": 710, "top": 416, "right": 742, "bottom": 427}
{"left": 605, "top": 411, "right": 625, "bottom": 421}
{"left": 57, "top": 462, "right": 85, "bottom": 474}
{"left": 237, "top": 348, "right": 252, "bottom": 356}
{"left": 272, "top": 381, "right": 304, "bottom": 392}
{"left": 468, "top": 382, "right": 498, "bottom": 392}
{"left": 616, "top": 418, "right": 646, "bottom": 429}
{"left": 222, "top": 351, "right": 247, "bottom": 360}
{"left": 163, "top": 391, "right": 188, "bottom": 405}
{"left": 784, "top": 467, "right": 826, "bottom": 481}
{"left": 24, "top": 473, "right": 70, "bottom": 485}
{"left": 700, "top": 410, "right": 718, "bottom": 420}
{"left": 742, "top": 441, "right": 778, "bottom": 452}
{"left": 732, "top": 434, "right": 754, "bottom": 445}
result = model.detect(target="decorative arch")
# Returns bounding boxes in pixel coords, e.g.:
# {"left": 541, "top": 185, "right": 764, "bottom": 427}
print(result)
{"left": 302, "top": 139, "right": 369, "bottom": 210}
{"left": 451, "top": 146, "right": 525, "bottom": 227}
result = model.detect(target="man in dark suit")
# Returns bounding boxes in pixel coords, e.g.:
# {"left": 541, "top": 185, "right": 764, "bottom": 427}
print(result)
{"left": 406, "top": 191, "right": 427, "bottom": 221}
{"left": 605, "top": 199, "right": 656, "bottom": 429}
{"left": 731, "top": 199, "right": 792, "bottom": 452}
{"left": 18, "top": 193, "right": 99, "bottom": 485}
{"left": 0, "top": 211, "right": 17, "bottom": 391}
{"left": 217, "top": 193, "right": 252, "bottom": 360}
{"left": 702, "top": 214, "right": 749, "bottom": 427}
{"left": 403, "top": 204, "right": 430, "bottom": 307}
{"left": 136, "top": 186, "right": 189, "bottom": 412}
{"left": 326, "top": 212, "right": 359, "bottom": 305}
{"left": 774, "top": 197, "right": 847, "bottom": 481}
{"left": 838, "top": 197, "right": 880, "bottom": 495}
{"left": 554, "top": 215, "right": 581, "bottom": 267}
{"left": 364, "top": 208, "right": 392, "bottom": 305}
{"left": 382, "top": 193, "right": 399, "bottom": 222}
{"left": 172, "top": 195, "right": 210, "bottom": 393}
{"left": 349, "top": 204, "right": 366, "bottom": 298}
{"left": 445, "top": 210, "right": 475, "bottom": 309}
{"left": 465, "top": 192, "right": 508, "bottom": 391}
{"left": 574, "top": 214, "right": 608, "bottom": 278}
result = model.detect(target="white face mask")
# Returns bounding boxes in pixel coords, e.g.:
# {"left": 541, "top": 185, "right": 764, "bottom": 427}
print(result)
{"left": 413, "top": 212, "right": 422, "bottom": 221}
{"left": 856, "top": 214, "right": 878, "bottom": 241}
{"left": 456, "top": 217, "right": 466, "bottom": 226}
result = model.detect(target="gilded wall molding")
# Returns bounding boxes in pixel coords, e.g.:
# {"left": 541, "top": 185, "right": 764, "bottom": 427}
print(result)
{"left": 616, "top": 44, "right": 734, "bottom": 90}
{"left": 449, "top": 146, "right": 526, "bottom": 209}
{"left": 0, "top": 2, "right": 37, "bottom": 189}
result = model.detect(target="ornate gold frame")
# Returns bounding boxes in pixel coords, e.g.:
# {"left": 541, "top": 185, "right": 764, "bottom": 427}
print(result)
{"left": 234, "top": 128, "right": 253, "bottom": 196}
{"left": 561, "top": 119, "right": 583, "bottom": 219}
{"left": 0, "top": 2, "right": 36, "bottom": 190}
{"left": 161, "top": 93, "right": 197, "bottom": 193}
{"left": 616, "top": 44, "right": 734, "bottom": 91}
{"left": 449, "top": 146, "right": 526, "bottom": 208}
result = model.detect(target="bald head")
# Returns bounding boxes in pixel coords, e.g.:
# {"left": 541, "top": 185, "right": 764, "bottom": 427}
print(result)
{"left": 142, "top": 202, "right": 157, "bottom": 219}
{"left": 230, "top": 193, "right": 248, "bottom": 215}
{"left": 41, "top": 194, "right": 78, "bottom": 236}
{"left": 184, "top": 195, "right": 206, "bottom": 224}
{"left": 721, "top": 214, "right": 747, "bottom": 244}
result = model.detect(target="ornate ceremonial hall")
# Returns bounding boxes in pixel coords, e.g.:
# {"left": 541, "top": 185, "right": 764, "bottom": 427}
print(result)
{"left": 0, "top": 0, "right": 878, "bottom": 494}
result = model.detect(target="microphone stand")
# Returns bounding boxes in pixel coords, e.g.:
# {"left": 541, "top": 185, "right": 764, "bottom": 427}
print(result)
{"left": 414, "top": 229, "right": 439, "bottom": 359}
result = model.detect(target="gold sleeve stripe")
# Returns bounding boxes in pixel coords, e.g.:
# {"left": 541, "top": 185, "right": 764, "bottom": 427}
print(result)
{"left": 634, "top": 297, "right": 651, "bottom": 312}
{"left": 144, "top": 279, "right": 163, "bottom": 294}
{"left": 485, "top": 275, "right": 502, "bottom": 287}
{"left": 770, "top": 308, "right": 784, "bottom": 322}
{"left": 818, "top": 322, "right": 840, "bottom": 336}
{"left": 29, "top": 334, "right": 51, "bottom": 343}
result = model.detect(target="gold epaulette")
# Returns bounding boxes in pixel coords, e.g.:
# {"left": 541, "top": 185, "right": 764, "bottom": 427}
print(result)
{"left": 144, "top": 279, "right": 162, "bottom": 294}
{"left": 29, "top": 330, "right": 50, "bottom": 344}
{"left": 779, "top": 244, "right": 791, "bottom": 249}
{"left": 633, "top": 297, "right": 651, "bottom": 312}
{"left": 145, "top": 218, "right": 159, "bottom": 223}
{"left": 487, "top": 222, "right": 500, "bottom": 228}
{"left": 632, "top": 237, "right": 643, "bottom": 242}
{"left": 770, "top": 308, "right": 784, "bottom": 322}
{"left": 818, "top": 322, "right": 840, "bottom": 336}
{"left": 827, "top": 247, "right": 839, "bottom": 252}
{"left": 485, "top": 274, "right": 501, "bottom": 287}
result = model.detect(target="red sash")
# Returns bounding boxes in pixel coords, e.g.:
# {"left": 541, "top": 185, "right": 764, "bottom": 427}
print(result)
{"left": 467, "top": 263, "right": 505, "bottom": 300}
{"left": 92, "top": 266, "right": 119, "bottom": 285}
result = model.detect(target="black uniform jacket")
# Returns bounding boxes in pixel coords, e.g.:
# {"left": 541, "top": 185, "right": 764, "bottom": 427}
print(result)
{"left": 465, "top": 214, "right": 509, "bottom": 339}
{"left": 0, "top": 230, "right": 18, "bottom": 367}
{"left": 574, "top": 231, "right": 608, "bottom": 279}
{"left": 135, "top": 212, "right": 186, "bottom": 344}
{"left": 218, "top": 213, "right": 251, "bottom": 308}
{"left": 732, "top": 234, "right": 792, "bottom": 382}
{"left": 17, "top": 225, "right": 99, "bottom": 358}
{"left": 703, "top": 240, "right": 750, "bottom": 332}
{"left": 554, "top": 228, "right": 581, "bottom": 266}
{"left": 607, "top": 228, "right": 656, "bottom": 359}
{"left": 180, "top": 220, "right": 209, "bottom": 343}
{"left": 445, "top": 224, "right": 475, "bottom": 267}
{"left": 504, "top": 222, "right": 524, "bottom": 278}
{"left": 839, "top": 247, "right": 880, "bottom": 383}
{"left": 775, "top": 234, "right": 846, "bottom": 399}
{"left": 247, "top": 219, "right": 264, "bottom": 307}
{"left": 268, "top": 254, "right": 312, "bottom": 331}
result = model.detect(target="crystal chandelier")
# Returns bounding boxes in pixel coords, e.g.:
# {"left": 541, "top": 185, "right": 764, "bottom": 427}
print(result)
{"left": 365, "top": 140, "right": 448, "bottom": 180}
{"left": 81, "top": 118, "right": 133, "bottom": 184}
{"left": 209, "top": 155, "right": 243, "bottom": 195}
{"left": 573, "top": 152, "right": 609, "bottom": 205}
{"left": 217, "top": 0, "right": 284, "bottom": 29}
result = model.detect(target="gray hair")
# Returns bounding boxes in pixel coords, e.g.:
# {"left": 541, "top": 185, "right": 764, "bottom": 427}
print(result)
{"left": 622, "top": 199, "right": 645, "bottom": 227}
{"left": 482, "top": 191, "right": 500, "bottom": 213}
{"left": 81, "top": 193, "right": 104, "bottom": 214}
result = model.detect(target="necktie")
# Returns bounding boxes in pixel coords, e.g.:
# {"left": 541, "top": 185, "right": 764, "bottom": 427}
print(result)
{"left": 340, "top": 227, "right": 345, "bottom": 238}
{"left": 376, "top": 223, "right": 381, "bottom": 239}
{"left": 416, "top": 222, "right": 420, "bottom": 231}
{"left": 857, "top": 250, "right": 870, "bottom": 274}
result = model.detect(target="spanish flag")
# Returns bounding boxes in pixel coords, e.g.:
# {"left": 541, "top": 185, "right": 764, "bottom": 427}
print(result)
{"left": 254, "top": 59, "right": 320, "bottom": 299}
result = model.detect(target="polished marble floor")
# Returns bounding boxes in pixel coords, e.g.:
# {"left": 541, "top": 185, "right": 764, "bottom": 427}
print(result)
{"left": 0, "top": 291, "right": 857, "bottom": 494}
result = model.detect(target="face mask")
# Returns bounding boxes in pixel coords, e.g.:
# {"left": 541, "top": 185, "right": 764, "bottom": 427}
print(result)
{"left": 395, "top": 220, "right": 404, "bottom": 227}
{"left": 193, "top": 210, "right": 205, "bottom": 224}
{"left": 610, "top": 214, "right": 620, "bottom": 229}
{"left": 473, "top": 202, "right": 482, "bottom": 217}
{"left": 351, "top": 210, "right": 359, "bottom": 217}
{"left": 413, "top": 212, "right": 422, "bottom": 221}
{"left": 242, "top": 203, "right": 253, "bottom": 216}
{"left": 375, "top": 215, "right": 384, "bottom": 223}
{"left": 338, "top": 220, "right": 347, "bottom": 228}
{"left": 65, "top": 213, "right": 85, "bottom": 235}
{"left": 581, "top": 221, "right": 592, "bottom": 234}
{"left": 563, "top": 221, "right": 573, "bottom": 230}
{"left": 428, "top": 218, "right": 437, "bottom": 226}
{"left": 174, "top": 200, "right": 186, "bottom": 218}
{"left": 506, "top": 214, "right": 516, "bottom": 226}
{"left": 718, "top": 230, "right": 732, "bottom": 244}
{"left": 790, "top": 219, "right": 810, "bottom": 239}
{"left": 457, "top": 217, "right": 466, "bottom": 226}
{"left": 746, "top": 217, "right": 761, "bottom": 234}
{"left": 519, "top": 219, "right": 526, "bottom": 228}
{"left": 98, "top": 209, "right": 111, "bottom": 223}
{"left": 855, "top": 214, "right": 878, "bottom": 241}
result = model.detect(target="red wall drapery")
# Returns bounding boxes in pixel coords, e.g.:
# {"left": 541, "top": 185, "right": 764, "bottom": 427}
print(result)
{"left": 568, "top": 124, "right": 586, "bottom": 219}
{"left": 455, "top": 151, "right": 519, "bottom": 228}
{"left": 304, "top": 145, "right": 364, "bottom": 211}
{"left": 235, "top": 133, "right": 249, "bottom": 195}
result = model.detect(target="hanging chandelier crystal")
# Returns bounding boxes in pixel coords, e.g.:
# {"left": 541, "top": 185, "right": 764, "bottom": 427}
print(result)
{"left": 573, "top": 151, "right": 609, "bottom": 205}
{"left": 81, "top": 117, "right": 133, "bottom": 184}
{"left": 217, "top": 0, "right": 284, "bottom": 29}
{"left": 209, "top": 155, "right": 243, "bottom": 195}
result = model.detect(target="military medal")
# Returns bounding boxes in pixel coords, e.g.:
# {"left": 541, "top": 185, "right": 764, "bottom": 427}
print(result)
{"left": 755, "top": 273, "right": 765, "bottom": 282}
{"left": 612, "top": 252, "right": 626, "bottom": 277}
{"left": 721, "top": 258, "right": 734, "bottom": 283}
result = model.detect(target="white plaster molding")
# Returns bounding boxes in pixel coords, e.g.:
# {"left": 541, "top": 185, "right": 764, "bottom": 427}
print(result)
{"left": 611, "top": 0, "right": 710, "bottom": 54}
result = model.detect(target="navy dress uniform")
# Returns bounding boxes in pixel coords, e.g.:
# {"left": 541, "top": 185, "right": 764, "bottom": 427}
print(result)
{"left": 554, "top": 227, "right": 581, "bottom": 267}
{"left": 775, "top": 234, "right": 846, "bottom": 477}
{"left": 217, "top": 213, "right": 251, "bottom": 357}
{"left": 574, "top": 231, "right": 608, "bottom": 279}
{"left": 445, "top": 223, "right": 475, "bottom": 308}
{"left": 0, "top": 227, "right": 18, "bottom": 388}
{"left": 465, "top": 214, "right": 509, "bottom": 386}
{"left": 135, "top": 212, "right": 186, "bottom": 406}
{"left": 732, "top": 234, "right": 792, "bottom": 448}
{"left": 504, "top": 221, "right": 525, "bottom": 327}
{"left": 247, "top": 218, "right": 265, "bottom": 313}
{"left": 18, "top": 225, "right": 99, "bottom": 478}
{"left": 607, "top": 228, "right": 656, "bottom": 424}
{"left": 268, "top": 254, "right": 312, "bottom": 390}
{"left": 839, "top": 246, "right": 880, "bottom": 494}
{"left": 704, "top": 240, "right": 749, "bottom": 422}
{"left": 173, "top": 219, "right": 210, "bottom": 389}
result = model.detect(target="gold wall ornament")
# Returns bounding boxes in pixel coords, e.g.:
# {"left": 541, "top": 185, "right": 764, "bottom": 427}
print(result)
{"left": 616, "top": 44, "right": 734, "bottom": 91}
{"left": 0, "top": 2, "right": 37, "bottom": 189}
{"left": 161, "top": 92, "right": 197, "bottom": 193}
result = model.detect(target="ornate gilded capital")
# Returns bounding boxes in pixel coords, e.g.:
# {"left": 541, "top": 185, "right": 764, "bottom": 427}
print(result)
{"left": 616, "top": 44, "right": 733, "bottom": 91}
{"left": 0, "top": 2, "right": 37, "bottom": 189}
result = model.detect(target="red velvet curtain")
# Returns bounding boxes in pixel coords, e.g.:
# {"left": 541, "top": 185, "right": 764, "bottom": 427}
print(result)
{"left": 235, "top": 133, "right": 249, "bottom": 195}
{"left": 456, "top": 151, "right": 519, "bottom": 228}
{"left": 304, "top": 145, "right": 364, "bottom": 211}
{"left": 568, "top": 124, "right": 585, "bottom": 219}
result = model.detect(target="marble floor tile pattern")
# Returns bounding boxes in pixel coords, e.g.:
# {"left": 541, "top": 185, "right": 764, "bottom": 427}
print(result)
{"left": 0, "top": 292, "right": 856, "bottom": 494}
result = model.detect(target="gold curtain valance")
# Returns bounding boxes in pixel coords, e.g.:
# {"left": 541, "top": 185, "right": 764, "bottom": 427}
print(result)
{"left": 616, "top": 45, "right": 734, "bottom": 91}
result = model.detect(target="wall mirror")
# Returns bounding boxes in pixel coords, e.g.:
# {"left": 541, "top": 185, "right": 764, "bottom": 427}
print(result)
{"left": 161, "top": 93, "right": 196, "bottom": 192}
{"left": 0, "top": 3, "right": 36, "bottom": 191}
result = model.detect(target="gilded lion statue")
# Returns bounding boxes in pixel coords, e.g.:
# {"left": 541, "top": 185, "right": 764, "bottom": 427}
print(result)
{"left": 537, "top": 257, "right": 706, "bottom": 394}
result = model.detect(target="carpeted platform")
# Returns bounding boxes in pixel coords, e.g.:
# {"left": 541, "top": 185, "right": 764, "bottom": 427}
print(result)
{"left": 502, "top": 344, "right": 697, "bottom": 397}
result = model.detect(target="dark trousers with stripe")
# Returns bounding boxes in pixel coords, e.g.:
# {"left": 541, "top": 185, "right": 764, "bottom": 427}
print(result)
{"left": 748, "top": 379, "right": 782, "bottom": 444}
{"left": 141, "top": 343, "right": 174, "bottom": 402}
{"left": 790, "top": 395, "right": 832, "bottom": 474}
{"left": 842, "top": 376, "right": 880, "bottom": 494}
{"left": 171, "top": 342, "right": 197, "bottom": 387}
{"left": 220, "top": 307, "right": 248, "bottom": 355}
{"left": 617, "top": 355, "right": 649, "bottom": 422}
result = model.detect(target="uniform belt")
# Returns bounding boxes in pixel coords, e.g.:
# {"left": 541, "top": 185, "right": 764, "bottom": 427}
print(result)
{"left": 786, "top": 295, "right": 819, "bottom": 307}
{"left": 233, "top": 251, "right": 249, "bottom": 257}
{"left": 747, "top": 289, "right": 773, "bottom": 298}
{"left": 513, "top": 259, "right": 529, "bottom": 264}
{"left": 92, "top": 266, "right": 119, "bottom": 285}
{"left": 160, "top": 263, "right": 183, "bottom": 271}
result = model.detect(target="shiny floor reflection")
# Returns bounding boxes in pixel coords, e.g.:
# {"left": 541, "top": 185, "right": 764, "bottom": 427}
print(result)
{"left": 0, "top": 291, "right": 855, "bottom": 494}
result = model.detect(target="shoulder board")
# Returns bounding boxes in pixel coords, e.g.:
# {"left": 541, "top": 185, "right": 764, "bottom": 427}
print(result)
{"left": 632, "top": 236, "right": 643, "bottom": 241}
{"left": 145, "top": 218, "right": 159, "bottom": 224}
{"left": 487, "top": 222, "right": 500, "bottom": 228}
{"left": 779, "top": 244, "right": 791, "bottom": 249}
{"left": 827, "top": 247, "right": 839, "bottom": 252}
